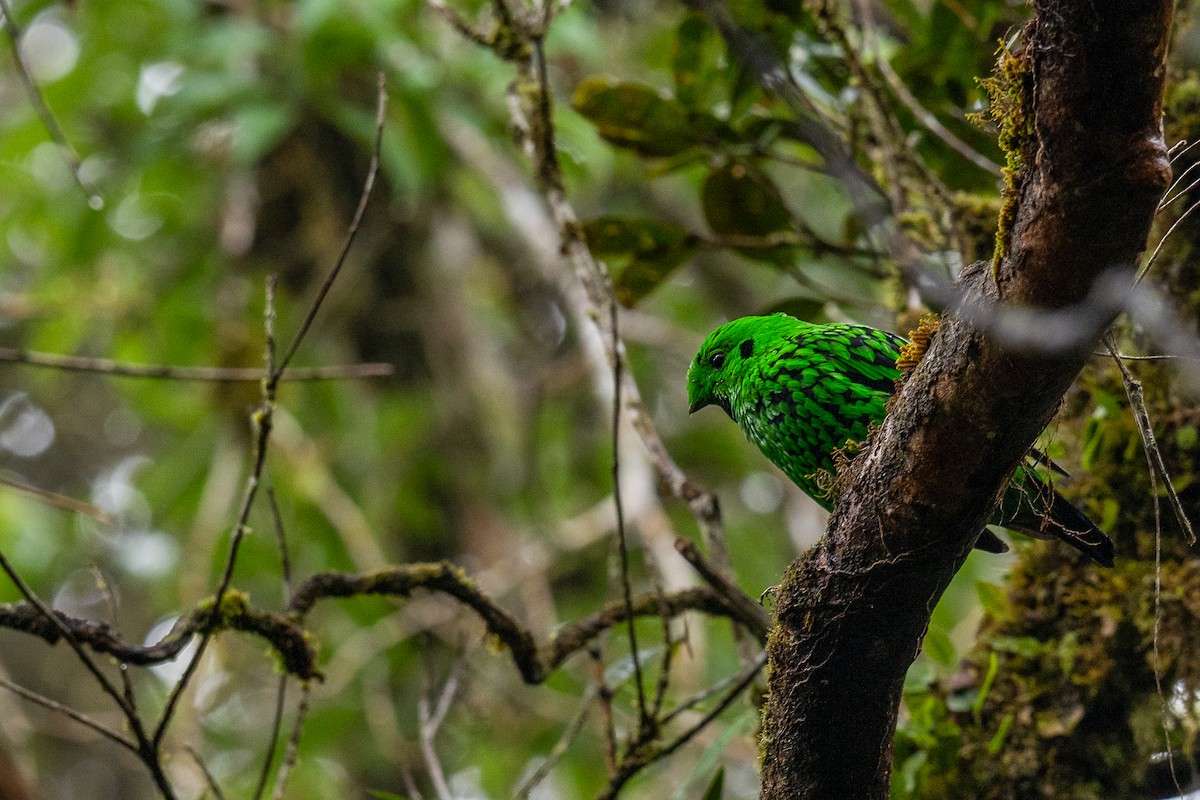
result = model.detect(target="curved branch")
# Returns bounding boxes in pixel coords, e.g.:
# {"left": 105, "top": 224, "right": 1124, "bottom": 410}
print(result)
{"left": 0, "top": 564, "right": 766, "bottom": 686}
{"left": 287, "top": 564, "right": 766, "bottom": 682}
{"left": 0, "top": 592, "right": 320, "bottom": 679}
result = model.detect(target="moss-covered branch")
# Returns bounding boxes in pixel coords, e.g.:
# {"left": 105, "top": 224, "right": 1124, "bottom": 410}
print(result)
{"left": 759, "top": 3, "right": 1174, "bottom": 798}
{"left": 0, "top": 562, "right": 765, "bottom": 686}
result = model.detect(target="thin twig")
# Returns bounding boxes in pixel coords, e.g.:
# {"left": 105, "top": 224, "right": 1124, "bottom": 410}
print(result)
{"left": 153, "top": 280, "right": 281, "bottom": 750}
{"left": 252, "top": 675, "right": 288, "bottom": 800}
{"left": 1109, "top": 338, "right": 1190, "bottom": 796}
{"left": 275, "top": 72, "right": 387, "bottom": 376}
{"left": 417, "top": 670, "right": 457, "bottom": 800}
{"left": 154, "top": 77, "right": 386, "bottom": 743}
{"left": 1144, "top": 406, "right": 1183, "bottom": 799}
{"left": 401, "top": 764, "right": 425, "bottom": 800}
{"left": 272, "top": 681, "right": 312, "bottom": 800}
{"left": 591, "top": 647, "right": 618, "bottom": 777}
{"left": 267, "top": 487, "right": 294, "bottom": 603}
{"left": 0, "top": 553, "right": 179, "bottom": 799}
{"left": 1107, "top": 340, "right": 1196, "bottom": 543}
{"left": 661, "top": 656, "right": 763, "bottom": 726}
{"left": 650, "top": 580, "right": 675, "bottom": 718}
{"left": 0, "top": 475, "right": 113, "bottom": 523}
{"left": 609, "top": 295, "right": 649, "bottom": 726}
{"left": 1092, "top": 352, "right": 1200, "bottom": 362}
{"left": 186, "top": 746, "right": 229, "bottom": 800}
{"left": 1140, "top": 195, "right": 1200, "bottom": 280}
{"left": 656, "top": 651, "right": 766, "bottom": 759}
{"left": 674, "top": 538, "right": 770, "bottom": 642}
{"left": 429, "top": 656, "right": 465, "bottom": 734}
{"left": 0, "top": 674, "right": 136, "bottom": 752}
{"left": 0, "top": 348, "right": 392, "bottom": 382}
{"left": 0, "top": 0, "right": 102, "bottom": 205}
{"left": 511, "top": 685, "right": 598, "bottom": 800}
{"left": 596, "top": 651, "right": 767, "bottom": 800}
{"left": 0, "top": 552, "right": 133, "bottom": 719}
{"left": 89, "top": 564, "right": 140, "bottom": 721}
{"left": 856, "top": 0, "right": 1001, "bottom": 177}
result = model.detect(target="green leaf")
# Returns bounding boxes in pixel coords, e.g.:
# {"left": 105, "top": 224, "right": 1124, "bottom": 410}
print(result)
{"left": 922, "top": 626, "right": 956, "bottom": 667}
{"left": 583, "top": 216, "right": 698, "bottom": 306}
{"left": 990, "top": 635, "right": 1041, "bottom": 658}
{"left": 903, "top": 659, "right": 936, "bottom": 694}
{"left": 987, "top": 712, "right": 1015, "bottom": 754}
{"left": 231, "top": 102, "right": 295, "bottom": 164}
{"left": 703, "top": 162, "right": 791, "bottom": 237}
{"left": 1176, "top": 425, "right": 1198, "bottom": 450}
{"left": 699, "top": 767, "right": 724, "bottom": 800}
{"left": 584, "top": 216, "right": 691, "bottom": 257}
{"left": 702, "top": 162, "right": 804, "bottom": 264}
{"left": 974, "top": 579, "right": 1008, "bottom": 617}
{"left": 572, "top": 77, "right": 710, "bottom": 157}
{"left": 972, "top": 651, "right": 999, "bottom": 719}
{"left": 673, "top": 13, "right": 719, "bottom": 108}
{"left": 368, "top": 791, "right": 408, "bottom": 800}
{"left": 896, "top": 750, "right": 927, "bottom": 796}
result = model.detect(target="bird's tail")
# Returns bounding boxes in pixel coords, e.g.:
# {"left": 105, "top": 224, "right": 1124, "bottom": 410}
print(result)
{"left": 1000, "top": 468, "right": 1115, "bottom": 567}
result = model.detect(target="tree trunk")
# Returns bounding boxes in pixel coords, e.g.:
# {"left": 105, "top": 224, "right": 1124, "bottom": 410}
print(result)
{"left": 759, "top": 2, "right": 1174, "bottom": 797}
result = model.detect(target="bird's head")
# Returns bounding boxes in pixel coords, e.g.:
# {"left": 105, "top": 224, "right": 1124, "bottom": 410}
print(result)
{"left": 687, "top": 314, "right": 799, "bottom": 416}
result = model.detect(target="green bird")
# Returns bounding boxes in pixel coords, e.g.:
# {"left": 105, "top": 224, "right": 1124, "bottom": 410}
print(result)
{"left": 686, "top": 313, "right": 1114, "bottom": 566}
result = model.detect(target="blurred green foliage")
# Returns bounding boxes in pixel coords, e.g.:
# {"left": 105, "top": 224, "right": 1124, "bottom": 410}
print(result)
{"left": 0, "top": 0, "right": 1197, "bottom": 797}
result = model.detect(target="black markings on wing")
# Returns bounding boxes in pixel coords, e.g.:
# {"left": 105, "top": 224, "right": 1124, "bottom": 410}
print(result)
{"left": 826, "top": 327, "right": 904, "bottom": 396}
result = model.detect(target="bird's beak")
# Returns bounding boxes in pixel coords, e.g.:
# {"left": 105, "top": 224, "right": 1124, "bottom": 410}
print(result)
{"left": 688, "top": 399, "right": 709, "bottom": 414}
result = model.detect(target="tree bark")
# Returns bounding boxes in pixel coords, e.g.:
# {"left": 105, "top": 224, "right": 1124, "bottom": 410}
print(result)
{"left": 759, "top": 3, "right": 1173, "bottom": 798}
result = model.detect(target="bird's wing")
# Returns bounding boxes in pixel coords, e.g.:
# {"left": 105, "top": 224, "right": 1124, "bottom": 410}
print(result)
{"left": 795, "top": 325, "right": 905, "bottom": 394}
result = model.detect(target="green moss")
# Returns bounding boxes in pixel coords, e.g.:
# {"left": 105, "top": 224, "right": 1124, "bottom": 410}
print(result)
{"left": 951, "top": 193, "right": 1003, "bottom": 266}
{"left": 1165, "top": 74, "right": 1200, "bottom": 144}
{"left": 893, "top": 351, "right": 1200, "bottom": 798}
{"left": 969, "top": 41, "right": 1035, "bottom": 270}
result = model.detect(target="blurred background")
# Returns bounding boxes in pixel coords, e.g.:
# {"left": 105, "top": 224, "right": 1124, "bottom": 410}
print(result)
{"left": 1, "top": 0, "right": 1199, "bottom": 797}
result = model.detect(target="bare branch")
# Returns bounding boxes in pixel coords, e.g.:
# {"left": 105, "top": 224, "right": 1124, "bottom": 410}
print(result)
{"left": 417, "top": 661, "right": 461, "bottom": 800}
{"left": 252, "top": 676, "right": 289, "bottom": 800}
{"left": 275, "top": 73, "right": 387, "bottom": 377}
{"left": 0, "top": 0, "right": 102, "bottom": 205}
{"left": 674, "top": 538, "right": 770, "bottom": 642}
{"left": 1107, "top": 338, "right": 1195, "bottom": 543}
{"left": 267, "top": 487, "right": 295, "bottom": 603}
{"left": 608, "top": 296, "right": 648, "bottom": 725}
{"left": 0, "top": 475, "right": 113, "bottom": 523}
{"left": 186, "top": 746, "right": 229, "bottom": 800}
{"left": 0, "top": 674, "right": 136, "bottom": 753}
{"left": 271, "top": 681, "right": 312, "bottom": 800}
{"left": 511, "top": 685, "right": 597, "bottom": 800}
{"left": 0, "top": 347, "right": 393, "bottom": 382}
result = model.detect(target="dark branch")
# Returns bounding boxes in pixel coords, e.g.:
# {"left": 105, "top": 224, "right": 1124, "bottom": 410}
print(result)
{"left": 758, "top": 3, "right": 1174, "bottom": 798}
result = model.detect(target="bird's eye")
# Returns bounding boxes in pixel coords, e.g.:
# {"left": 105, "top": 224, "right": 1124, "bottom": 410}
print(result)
{"left": 708, "top": 351, "right": 726, "bottom": 369}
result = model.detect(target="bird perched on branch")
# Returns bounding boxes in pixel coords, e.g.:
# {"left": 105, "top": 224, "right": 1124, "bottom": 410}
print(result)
{"left": 686, "top": 313, "right": 1114, "bottom": 566}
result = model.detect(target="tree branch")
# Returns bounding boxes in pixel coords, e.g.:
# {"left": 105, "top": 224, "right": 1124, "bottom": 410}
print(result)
{"left": 759, "top": 3, "right": 1174, "bottom": 798}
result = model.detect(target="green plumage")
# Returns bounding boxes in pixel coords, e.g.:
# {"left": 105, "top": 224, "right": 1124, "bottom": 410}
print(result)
{"left": 687, "top": 313, "right": 1114, "bottom": 566}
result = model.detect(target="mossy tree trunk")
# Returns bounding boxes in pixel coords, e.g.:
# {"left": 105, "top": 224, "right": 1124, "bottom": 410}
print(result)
{"left": 758, "top": 3, "right": 1174, "bottom": 798}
